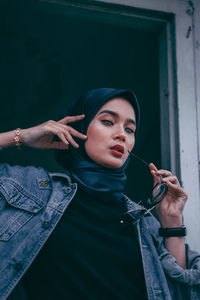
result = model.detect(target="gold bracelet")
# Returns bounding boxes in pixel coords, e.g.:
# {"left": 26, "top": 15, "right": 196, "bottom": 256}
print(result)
{"left": 14, "top": 128, "right": 22, "bottom": 150}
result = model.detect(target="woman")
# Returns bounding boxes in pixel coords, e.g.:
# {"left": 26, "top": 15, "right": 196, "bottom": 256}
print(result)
{"left": 0, "top": 88, "right": 200, "bottom": 300}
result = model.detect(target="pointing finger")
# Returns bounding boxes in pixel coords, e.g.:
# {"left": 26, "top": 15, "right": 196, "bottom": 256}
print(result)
{"left": 58, "top": 114, "right": 85, "bottom": 124}
{"left": 149, "top": 163, "right": 158, "bottom": 172}
{"left": 68, "top": 127, "right": 87, "bottom": 140}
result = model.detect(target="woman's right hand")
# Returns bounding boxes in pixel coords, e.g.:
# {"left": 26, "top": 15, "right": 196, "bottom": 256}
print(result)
{"left": 20, "top": 114, "right": 87, "bottom": 150}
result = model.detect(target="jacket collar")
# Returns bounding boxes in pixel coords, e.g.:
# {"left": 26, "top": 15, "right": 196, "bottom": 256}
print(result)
{"left": 123, "top": 194, "right": 145, "bottom": 211}
{"left": 49, "top": 171, "right": 73, "bottom": 186}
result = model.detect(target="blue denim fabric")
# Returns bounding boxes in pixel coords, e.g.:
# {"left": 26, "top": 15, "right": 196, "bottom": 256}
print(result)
{"left": 0, "top": 163, "right": 200, "bottom": 300}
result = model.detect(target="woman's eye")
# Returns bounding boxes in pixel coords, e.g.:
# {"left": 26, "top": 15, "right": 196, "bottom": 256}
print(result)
{"left": 125, "top": 127, "right": 134, "bottom": 134}
{"left": 101, "top": 120, "right": 114, "bottom": 126}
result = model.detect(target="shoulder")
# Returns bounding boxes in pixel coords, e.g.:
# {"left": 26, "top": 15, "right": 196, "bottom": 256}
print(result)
{"left": 0, "top": 162, "right": 49, "bottom": 180}
{"left": 0, "top": 163, "right": 51, "bottom": 197}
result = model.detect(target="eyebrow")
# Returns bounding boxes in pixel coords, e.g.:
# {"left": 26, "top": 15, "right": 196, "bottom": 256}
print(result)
{"left": 99, "top": 109, "right": 136, "bottom": 126}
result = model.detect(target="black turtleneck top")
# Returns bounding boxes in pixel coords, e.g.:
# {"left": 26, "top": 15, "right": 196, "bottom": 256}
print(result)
{"left": 21, "top": 187, "right": 148, "bottom": 299}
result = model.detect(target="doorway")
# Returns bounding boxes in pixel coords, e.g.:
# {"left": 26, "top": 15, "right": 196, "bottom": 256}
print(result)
{"left": 0, "top": 0, "right": 177, "bottom": 200}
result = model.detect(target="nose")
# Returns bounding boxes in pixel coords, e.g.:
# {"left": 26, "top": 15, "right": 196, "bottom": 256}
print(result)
{"left": 113, "top": 128, "right": 126, "bottom": 142}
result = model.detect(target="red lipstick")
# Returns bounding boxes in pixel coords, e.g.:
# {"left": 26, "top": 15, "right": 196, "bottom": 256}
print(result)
{"left": 110, "top": 144, "right": 124, "bottom": 157}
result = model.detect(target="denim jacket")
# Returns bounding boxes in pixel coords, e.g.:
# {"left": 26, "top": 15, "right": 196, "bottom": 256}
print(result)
{"left": 0, "top": 163, "right": 200, "bottom": 300}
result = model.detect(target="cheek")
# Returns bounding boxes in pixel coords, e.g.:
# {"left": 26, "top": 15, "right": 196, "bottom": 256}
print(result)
{"left": 85, "top": 123, "right": 107, "bottom": 152}
{"left": 87, "top": 124, "right": 106, "bottom": 143}
{"left": 127, "top": 137, "right": 135, "bottom": 152}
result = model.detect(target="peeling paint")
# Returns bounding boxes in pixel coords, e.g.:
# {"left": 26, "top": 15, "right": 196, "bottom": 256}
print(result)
{"left": 186, "top": 26, "right": 192, "bottom": 38}
{"left": 186, "top": 0, "right": 195, "bottom": 16}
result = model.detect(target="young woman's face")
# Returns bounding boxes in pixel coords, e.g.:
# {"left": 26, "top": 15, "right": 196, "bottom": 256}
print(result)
{"left": 85, "top": 97, "right": 136, "bottom": 168}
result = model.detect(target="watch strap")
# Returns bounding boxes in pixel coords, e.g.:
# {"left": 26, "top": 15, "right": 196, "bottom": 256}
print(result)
{"left": 159, "top": 226, "right": 187, "bottom": 237}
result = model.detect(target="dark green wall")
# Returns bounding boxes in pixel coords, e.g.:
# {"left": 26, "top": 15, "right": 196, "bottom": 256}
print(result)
{"left": 0, "top": 1, "right": 160, "bottom": 200}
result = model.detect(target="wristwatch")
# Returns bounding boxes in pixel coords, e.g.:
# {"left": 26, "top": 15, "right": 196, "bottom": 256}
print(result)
{"left": 159, "top": 226, "right": 187, "bottom": 237}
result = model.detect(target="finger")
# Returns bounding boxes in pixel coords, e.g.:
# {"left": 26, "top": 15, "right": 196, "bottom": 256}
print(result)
{"left": 51, "top": 141, "right": 69, "bottom": 150}
{"left": 161, "top": 175, "right": 180, "bottom": 185}
{"left": 64, "top": 131, "right": 79, "bottom": 148}
{"left": 150, "top": 169, "right": 161, "bottom": 186}
{"left": 42, "top": 122, "right": 85, "bottom": 148}
{"left": 156, "top": 169, "right": 172, "bottom": 177}
{"left": 167, "top": 181, "right": 182, "bottom": 191}
{"left": 167, "top": 181, "right": 187, "bottom": 199}
{"left": 48, "top": 123, "right": 87, "bottom": 148}
{"left": 57, "top": 132, "right": 69, "bottom": 147}
{"left": 51, "top": 123, "right": 87, "bottom": 140}
{"left": 49, "top": 123, "right": 87, "bottom": 139}
{"left": 149, "top": 164, "right": 161, "bottom": 182}
{"left": 150, "top": 169, "right": 157, "bottom": 178}
{"left": 47, "top": 132, "right": 69, "bottom": 150}
{"left": 68, "top": 127, "right": 87, "bottom": 140}
{"left": 58, "top": 114, "right": 85, "bottom": 124}
{"left": 149, "top": 163, "right": 158, "bottom": 172}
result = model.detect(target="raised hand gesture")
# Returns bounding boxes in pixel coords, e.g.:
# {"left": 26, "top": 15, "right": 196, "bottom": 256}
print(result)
{"left": 149, "top": 163, "right": 188, "bottom": 227}
{"left": 0, "top": 115, "right": 87, "bottom": 150}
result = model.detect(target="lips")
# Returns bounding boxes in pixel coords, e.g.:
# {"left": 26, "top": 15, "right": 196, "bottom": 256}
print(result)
{"left": 110, "top": 144, "right": 124, "bottom": 154}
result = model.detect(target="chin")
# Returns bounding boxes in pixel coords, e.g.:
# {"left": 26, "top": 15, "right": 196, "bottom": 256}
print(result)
{"left": 88, "top": 153, "right": 125, "bottom": 169}
{"left": 98, "top": 159, "right": 124, "bottom": 169}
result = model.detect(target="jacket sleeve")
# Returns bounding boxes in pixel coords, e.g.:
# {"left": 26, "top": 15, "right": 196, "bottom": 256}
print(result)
{"left": 146, "top": 214, "right": 200, "bottom": 285}
{"left": 159, "top": 243, "right": 200, "bottom": 285}
{"left": 146, "top": 214, "right": 200, "bottom": 299}
{"left": 159, "top": 244, "right": 200, "bottom": 299}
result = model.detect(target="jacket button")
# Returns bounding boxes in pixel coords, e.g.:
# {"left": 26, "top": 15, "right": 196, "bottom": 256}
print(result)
{"left": 43, "top": 220, "right": 50, "bottom": 229}
{"left": 14, "top": 262, "right": 23, "bottom": 272}
{"left": 65, "top": 187, "right": 72, "bottom": 193}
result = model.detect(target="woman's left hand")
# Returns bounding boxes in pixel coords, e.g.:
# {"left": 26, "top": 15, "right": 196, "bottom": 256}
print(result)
{"left": 149, "top": 163, "right": 188, "bottom": 227}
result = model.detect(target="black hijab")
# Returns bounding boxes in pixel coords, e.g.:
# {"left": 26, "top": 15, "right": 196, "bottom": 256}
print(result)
{"left": 55, "top": 88, "right": 140, "bottom": 201}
